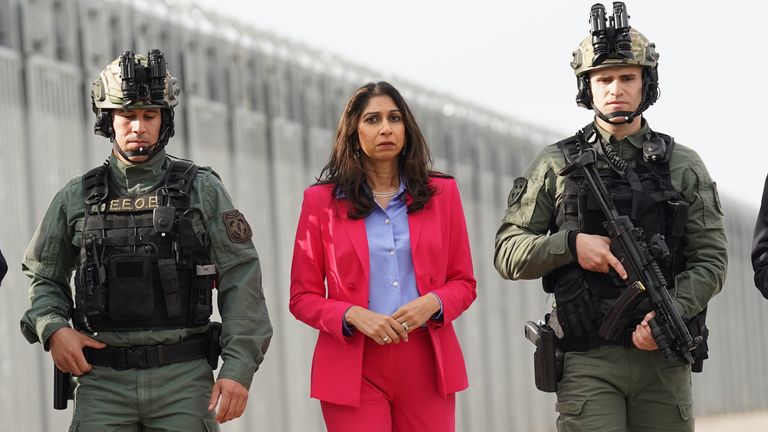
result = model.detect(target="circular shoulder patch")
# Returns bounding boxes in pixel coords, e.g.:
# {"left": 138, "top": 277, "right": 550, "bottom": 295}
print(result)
{"left": 508, "top": 177, "right": 528, "bottom": 207}
{"left": 223, "top": 209, "right": 253, "bottom": 243}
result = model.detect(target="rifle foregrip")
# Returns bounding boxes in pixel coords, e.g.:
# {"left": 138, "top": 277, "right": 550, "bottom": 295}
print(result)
{"left": 648, "top": 318, "right": 675, "bottom": 361}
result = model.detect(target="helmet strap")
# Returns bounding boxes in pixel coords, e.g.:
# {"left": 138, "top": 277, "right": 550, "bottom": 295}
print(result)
{"left": 111, "top": 139, "right": 156, "bottom": 163}
{"left": 593, "top": 106, "right": 637, "bottom": 125}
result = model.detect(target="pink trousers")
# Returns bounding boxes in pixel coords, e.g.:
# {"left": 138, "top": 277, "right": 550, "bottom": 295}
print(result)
{"left": 320, "top": 328, "right": 456, "bottom": 432}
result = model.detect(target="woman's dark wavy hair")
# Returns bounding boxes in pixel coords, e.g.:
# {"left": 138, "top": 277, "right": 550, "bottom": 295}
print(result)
{"left": 316, "top": 81, "right": 448, "bottom": 219}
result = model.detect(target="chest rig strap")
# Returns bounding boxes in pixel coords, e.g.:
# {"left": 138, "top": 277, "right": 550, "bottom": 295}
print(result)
{"left": 157, "top": 160, "right": 199, "bottom": 319}
{"left": 82, "top": 160, "right": 110, "bottom": 206}
{"left": 161, "top": 159, "right": 199, "bottom": 208}
{"left": 554, "top": 128, "right": 588, "bottom": 232}
{"left": 159, "top": 159, "right": 198, "bottom": 320}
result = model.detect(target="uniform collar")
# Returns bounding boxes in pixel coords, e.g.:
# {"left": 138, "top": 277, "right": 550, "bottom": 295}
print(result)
{"left": 593, "top": 119, "right": 651, "bottom": 149}
{"left": 108, "top": 149, "right": 167, "bottom": 194}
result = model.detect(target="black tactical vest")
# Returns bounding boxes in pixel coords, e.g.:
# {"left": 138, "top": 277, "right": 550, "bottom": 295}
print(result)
{"left": 73, "top": 159, "right": 215, "bottom": 332}
{"left": 554, "top": 125, "right": 689, "bottom": 301}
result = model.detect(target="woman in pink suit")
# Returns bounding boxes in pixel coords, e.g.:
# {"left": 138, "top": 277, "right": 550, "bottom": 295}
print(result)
{"left": 289, "top": 81, "right": 477, "bottom": 432}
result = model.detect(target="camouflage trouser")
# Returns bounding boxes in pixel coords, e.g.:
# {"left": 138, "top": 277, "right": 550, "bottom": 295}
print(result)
{"left": 69, "top": 358, "right": 219, "bottom": 432}
{"left": 555, "top": 345, "right": 693, "bottom": 432}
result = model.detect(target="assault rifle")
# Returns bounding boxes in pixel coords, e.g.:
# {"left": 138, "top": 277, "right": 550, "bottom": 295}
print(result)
{"left": 559, "top": 148, "right": 700, "bottom": 364}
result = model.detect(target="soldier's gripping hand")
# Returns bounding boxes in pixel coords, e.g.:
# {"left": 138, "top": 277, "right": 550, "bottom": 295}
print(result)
{"left": 575, "top": 233, "right": 628, "bottom": 279}
{"left": 209, "top": 378, "right": 249, "bottom": 423}
{"left": 49, "top": 327, "right": 106, "bottom": 376}
{"left": 632, "top": 311, "right": 659, "bottom": 351}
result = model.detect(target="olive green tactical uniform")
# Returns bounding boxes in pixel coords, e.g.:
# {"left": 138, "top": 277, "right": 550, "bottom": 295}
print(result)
{"left": 495, "top": 122, "right": 728, "bottom": 431}
{"left": 20, "top": 151, "right": 272, "bottom": 431}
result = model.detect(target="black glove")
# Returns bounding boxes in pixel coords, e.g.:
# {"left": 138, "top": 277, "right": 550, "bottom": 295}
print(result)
{"left": 553, "top": 266, "right": 602, "bottom": 340}
{"left": 0, "top": 248, "right": 7, "bottom": 286}
{"left": 756, "top": 266, "right": 768, "bottom": 300}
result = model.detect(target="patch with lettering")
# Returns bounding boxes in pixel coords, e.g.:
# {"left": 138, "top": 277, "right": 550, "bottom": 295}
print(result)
{"left": 223, "top": 209, "right": 252, "bottom": 243}
{"left": 101, "top": 192, "right": 160, "bottom": 213}
{"left": 508, "top": 177, "right": 527, "bottom": 208}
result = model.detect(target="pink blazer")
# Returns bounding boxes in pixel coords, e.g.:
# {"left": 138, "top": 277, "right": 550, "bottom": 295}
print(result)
{"left": 289, "top": 177, "right": 477, "bottom": 407}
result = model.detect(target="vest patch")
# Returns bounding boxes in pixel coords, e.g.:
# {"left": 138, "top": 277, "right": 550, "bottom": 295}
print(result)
{"left": 103, "top": 193, "right": 160, "bottom": 213}
{"left": 223, "top": 209, "right": 252, "bottom": 243}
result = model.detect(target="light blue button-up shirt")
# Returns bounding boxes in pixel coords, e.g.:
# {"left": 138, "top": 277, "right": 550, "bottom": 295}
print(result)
{"left": 365, "top": 183, "right": 419, "bottom": 315}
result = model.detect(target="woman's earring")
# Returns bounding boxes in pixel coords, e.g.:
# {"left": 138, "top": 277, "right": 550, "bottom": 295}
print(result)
{"left": 354, "top": 148, "right": 361, "bottom": 158}
{"left": 401, "top": 144, "right": 408, "bottom": 158}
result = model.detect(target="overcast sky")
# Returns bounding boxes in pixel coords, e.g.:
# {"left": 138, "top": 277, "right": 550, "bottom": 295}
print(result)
{"left": 194, "top": 0, "right": 766, "bottom": 211}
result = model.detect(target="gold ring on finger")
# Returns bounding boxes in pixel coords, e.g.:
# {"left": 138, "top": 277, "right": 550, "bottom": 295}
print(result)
{"left": 381, "top": 335, "right": 390, "bottom": 342}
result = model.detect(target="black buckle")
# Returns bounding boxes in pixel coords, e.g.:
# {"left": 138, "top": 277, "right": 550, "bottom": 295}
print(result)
{"left": 120, "top": 345, "right": 161, "bottom": 369}
{"left": 125, "top": 347, "right": 147, "bottom": 369}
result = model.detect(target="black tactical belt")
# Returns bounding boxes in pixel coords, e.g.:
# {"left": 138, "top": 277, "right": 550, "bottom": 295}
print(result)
{"left": 83, "top": 334, "right": 208, "bottom": 370}
{"left": 561, "top": 327, "right": 637, "bottom": 352}
{"left": 600, "top": 327, "right": 636, "bottom": 349}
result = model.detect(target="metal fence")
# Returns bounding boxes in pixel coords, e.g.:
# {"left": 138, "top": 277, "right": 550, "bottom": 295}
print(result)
{"left": 0, "top": 0, "right": 765, "bottom": 431}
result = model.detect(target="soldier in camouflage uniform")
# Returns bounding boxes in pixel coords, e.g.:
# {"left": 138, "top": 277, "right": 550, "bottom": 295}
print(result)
{"left": 494, "top": 4, "right": 727, "bottom": 432}
{"left": 20, "top": 50, "right": 272, "bottom": 431}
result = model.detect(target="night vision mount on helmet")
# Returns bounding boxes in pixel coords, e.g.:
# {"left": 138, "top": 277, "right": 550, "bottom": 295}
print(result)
{"left": 91, "top": 49, "right": 181, "bottom": 162}
{"left": 570, "top": 2, "right": 660, "bottom": 125}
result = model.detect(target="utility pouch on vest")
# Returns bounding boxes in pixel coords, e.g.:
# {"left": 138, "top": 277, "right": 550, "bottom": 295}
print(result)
{"left": 77, "top": 262, "right": 108, "bottom": 319}
{"left": 666, "top": 199, "right": 689, "bottom": 242}
{"left": 77, "top": 237, "right": 108, "bottom": 320}
{"left": 108, "top": 253, "right": 154, "bottom": 321}
{"left": 190, "top": 264, "right": 216, "bottom": 324}
{"left": 207, "top": 322, "right": 223, "bottom": 370}
{"left": 524, "top": 320, "right": 564, "bottom": 392}
{"left": 158, "top": 258, "right": 182, "bottom": 318}
{"left": 547, "top": 265, "right": 603, "bottom": 341}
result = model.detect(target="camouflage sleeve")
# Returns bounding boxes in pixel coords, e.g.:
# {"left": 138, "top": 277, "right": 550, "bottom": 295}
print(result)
{"left": 19, "top": 181, "right": 81, "bottom": 348}
{"left": 494, "top": 145, "right": 577, "bottom": 280}
{"left": 669, "top": 145, "right": 728, "bottom": 317}
{"left": 199, "top": 171, "right": 273, "bottom": 390}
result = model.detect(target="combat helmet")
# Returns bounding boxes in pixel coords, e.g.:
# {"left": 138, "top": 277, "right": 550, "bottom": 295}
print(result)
{"left": 570, "top": 2, "right": 660, "bottom": 124}
{"left": 90, "top": 49, "right": 181, "bottom": 162}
